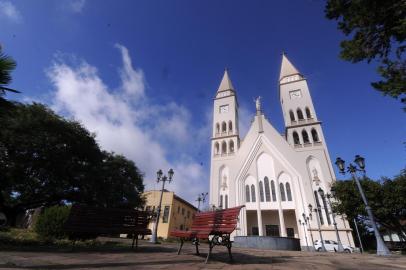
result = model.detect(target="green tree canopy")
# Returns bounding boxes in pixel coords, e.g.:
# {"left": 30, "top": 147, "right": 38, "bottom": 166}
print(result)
{"left": 0, "top": 47, "right": 19, "bottom": 102}
{"left": 325, "top": 0, "right": 406, "bottom": 109}
{"left": 0, "top": 102, "right": 145, "bottom": 225}
{"left": 332, "top": 171, "right": 406, "bottom": 241}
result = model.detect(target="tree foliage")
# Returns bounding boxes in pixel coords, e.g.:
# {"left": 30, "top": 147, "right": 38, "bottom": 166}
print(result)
{"left": 325, "top": 0, "right": 406, "bottom": 109}
{"left": 332, "top": 171, "right": 406, "bottom": 241}
{"left": 0, "top": 46, "right": 19, "bottom": 101}
{"left": 0, "top": 102, "right": 145, "bottom": 225}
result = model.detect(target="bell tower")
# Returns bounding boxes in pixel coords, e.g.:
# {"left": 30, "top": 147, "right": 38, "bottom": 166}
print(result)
{"left": 278, "top": 54, "right": 325, "bottom": 151}
{"left": 209, "top": 69, "right": 239, "bottom": 209}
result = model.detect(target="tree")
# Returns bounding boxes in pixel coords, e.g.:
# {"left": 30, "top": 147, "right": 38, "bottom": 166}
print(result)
{"left": 332, "top": 171, "right": 406, "bottom": 241}
{"left": 0, "top": 102, "right": 145, "bottom": 225}
{"left": 325, "top": 0, "right": 406, "bottom": 109}
{"left": 0, "top": 46, "right": 19, "bottom": 104}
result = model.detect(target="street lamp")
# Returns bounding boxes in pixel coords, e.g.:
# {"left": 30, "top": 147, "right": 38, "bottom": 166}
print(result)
{"left": 196, "top": 192, "right": 208, "bottom": 212}
{"left": 303, "top": 213, "right": 315, "bottom": 250}
{"left": 298, "top": 218, "right": 309, "bottom": 251}
{"left": 335, "top": 155, "right": 390, "bottom": 256}
{"left": 321, "top": 189, "right": 344, "bottom": 252}
{"left": 309, "top": 203, "right": 326, "bottom": 251}
{"left": 150, "top": 168, "right": 174, "bottom": 244}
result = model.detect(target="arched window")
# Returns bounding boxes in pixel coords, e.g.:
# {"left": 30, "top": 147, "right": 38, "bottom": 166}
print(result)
{"left": 302, "top": 130, "right": 310, "bottom": 144}
{"left": 225, "top": 195, "right": 228, "bottom": 209}
{"left": 222, "top": 141, "right": 227, "bottom": 154}
{"left": 251, "top": 184, "right": 256, "bottom": 202}
{"left": 297, "top": 108, "right": 304, "bottom": 120}
{"left": 311, "top": 129, "right": 320, "bottom": 142}
{"left": 229, "top": 140, "right": 235, "bottom": 153}
{"left": 214, "top": 142, "right": 219, "bottom": 155}
{"left": 259, "top": 181, "right": 264, "bottom": 202}
{"left": 264, "top": 177, "right": 271, "bottom": 202}
{"left": 314, "top": 191, "right": 324, "bottom": 225}
{"left": 221, "top": 122, "right": 227, "bottom": 133}
{"left": 280, "top": 183, "right": 286, "bottom": 201}
{"left": 228, "top": 121, "right": 233, "bottom": 133}
{"left": 215, "top": 123, "right": 220, "bottom": 134}
{"left": 320, "top": 189, "right": 331, "bottom": 225}
{"left": 289, "top": 110, "right": 295, "bottom": 122}
{"left": 286, "top": 183, "right": 292, "bottom": 201}
{"left": 271, "top": 180, "right": 276, "bottom": 201}
{"left": 293, "top": 131, "right": 300, "bottom": 145}
{"left": 245, "top": 185, "right": 250, "bottom": 202}
{"left": 305, "top": 107, "right": 311, "bottom": 119}
{"left": 219, "top": 195, "right": 223, "bottom": 209}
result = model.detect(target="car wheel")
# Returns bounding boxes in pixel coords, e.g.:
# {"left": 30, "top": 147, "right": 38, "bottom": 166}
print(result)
{"left": 317, "top": 248, "right": 322, "bottom": 252}
{"left": 344, "top": 249, "right": 351, "bottom": 253}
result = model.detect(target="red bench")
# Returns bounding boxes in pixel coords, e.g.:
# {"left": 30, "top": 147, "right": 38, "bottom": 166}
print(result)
{"left": 170, "top": 205, "right": 244, "bottom": 263}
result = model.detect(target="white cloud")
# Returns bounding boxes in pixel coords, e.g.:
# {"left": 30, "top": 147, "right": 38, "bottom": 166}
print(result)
{"left": 46, "top": 44, "right": 208, "bottom": 204}
{"left": 0, "top": 1, "right": 22, "bottom": 23}
{"left": 69, "top": 0, "right": 86, "bottom": 13}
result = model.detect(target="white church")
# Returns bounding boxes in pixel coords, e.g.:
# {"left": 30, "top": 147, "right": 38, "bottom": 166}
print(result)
{"left": 209, "top": 54, "right": 355, "bottom": 248}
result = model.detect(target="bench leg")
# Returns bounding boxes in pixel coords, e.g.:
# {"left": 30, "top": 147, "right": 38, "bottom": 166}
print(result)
{"left": 205, "top": 242, "right": 214, "bottom": 264}
{"left": 177, "top": 239, "right": 184, "bottom": 255}
{"left": 227, "top": 243, "right": 233, "bottom": 262}
{"left": 194, "top": 238, "right": 200, "bottom": 255}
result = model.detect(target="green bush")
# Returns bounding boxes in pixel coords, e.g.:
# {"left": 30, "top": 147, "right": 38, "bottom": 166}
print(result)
{"left": 35, "top": 205, "right": 71, "bottom": 240}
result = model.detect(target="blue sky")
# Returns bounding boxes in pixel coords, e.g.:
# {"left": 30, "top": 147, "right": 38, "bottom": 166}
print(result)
{"left": 1, "top": 0, "right": 405, "bottom": 205}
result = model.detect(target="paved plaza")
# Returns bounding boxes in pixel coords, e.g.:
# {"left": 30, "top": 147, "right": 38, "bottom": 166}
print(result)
{"left": 0, "top": 239, "right": 405, "bottom": 270}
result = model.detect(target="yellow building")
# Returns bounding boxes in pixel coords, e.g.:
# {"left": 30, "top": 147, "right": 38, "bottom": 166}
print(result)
{"left": 143, "top": 190, "right": 198, "bottom": 239}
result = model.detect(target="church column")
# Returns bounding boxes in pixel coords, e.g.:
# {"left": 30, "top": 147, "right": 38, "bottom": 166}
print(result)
{"left": 256, "top": 180, "right": 263, "bottom": 236}
{"left": 276, "top": 176, "right": 287, "bottom": 237}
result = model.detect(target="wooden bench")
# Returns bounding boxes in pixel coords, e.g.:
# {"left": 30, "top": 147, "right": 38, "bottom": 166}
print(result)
{"left": 64, "top": 204, "right": 151, "bottom": 249}
{"left": 170, "top": 205, "right": 244, "bottom": 263}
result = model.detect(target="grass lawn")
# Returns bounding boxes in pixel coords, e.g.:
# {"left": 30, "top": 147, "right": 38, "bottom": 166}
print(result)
{"left": 0, "top": 227, "right": 133, "bottom": 252}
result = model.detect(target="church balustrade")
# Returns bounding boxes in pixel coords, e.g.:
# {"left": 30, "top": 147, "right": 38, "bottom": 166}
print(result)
{"left": 304, "top": 142, "right": 312, "bottom": 148}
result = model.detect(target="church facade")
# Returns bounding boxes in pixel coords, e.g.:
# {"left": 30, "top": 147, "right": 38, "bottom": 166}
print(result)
{"left": 209, "top": 54, "right": 355, "bottom": 248}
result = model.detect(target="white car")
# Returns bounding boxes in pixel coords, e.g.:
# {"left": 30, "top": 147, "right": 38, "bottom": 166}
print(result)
{"left": 314, "top": 240, "right": 353, "bottom": 253}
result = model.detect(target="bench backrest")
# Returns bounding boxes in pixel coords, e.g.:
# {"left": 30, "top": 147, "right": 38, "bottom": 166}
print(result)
{"left": 190, "top": 206, "right": 244, "bottom": 234}
{"left": 64, "top": 204, "right": 151, "bottom": 234}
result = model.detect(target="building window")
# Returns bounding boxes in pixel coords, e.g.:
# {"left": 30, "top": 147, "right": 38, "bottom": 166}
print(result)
{"left": 187, "top": 210, "right": 190, "bottom": 218}
{"left": 245, "top": 185, "right": 250, "bottom": 202}
{"left": 214, "top": 142, "right": 219, "bottom": 155}
{"left": 228, "top": 121, "right": 233, "bottom": 133}
{"left": 215, "top": 123, "right": 220, "bottom": 134}
{"left": 293, "top": 131, "right": 300, "bottom": 145}
{"left": 305, "top": 107, "right": 311, "bottom": 119}
{"left": 177, "top": 206, "right": 180, "bottom": 213}
{"left": 280, "top": 183, "right": 286, "bottom": 201}
{"left": 264, "top": 177, "right": 271, "bottom": 202}
{"left": 314, "top": 191, "right": 324, "bottom": 225}
{"left": 259, "top": 181, "right": 264, "bottom": 202}
{"left": 252, "top": 227, "right": 259, "bottom": 236}
{"left": 229, "top": 140, "right": 235, "bottom": 153}
{"left": 265, "top": 225, "right": 280, "bottom": 237}
{"left": 286, "top": 228, "right": 294, "bottom": 237}
{"left": 180, "top": 224, "right": 184, "bottom": 230}
{"left": 221, "top": 122, "right": 227, "bottom": 133}
{"left": 286, "top": 182, "right": 292, "bottom": 201}
{"left": 289, "top": 110, "right": 295, "bottom": 122}
{"left": 162, "top": 206, "right": 170, "bottom": 223}
{"left": 251, "top": 184, "right": 256, "bottom": 202}
{"left": 182, "top": 208, "right": 185, "bottom": 216}
{"left": 311, "top": 129, "right": 320, "bottom": 142}
{"left": 271, "top": 180, "right": 277, "bottom": 201}
{"left": 225, "top": 195, "right": 228, "bottom": 209}
{"left": 297, "top": 108, "right": 304, "bottom": 120}
{"left": 222, "top": 141, "right": 227, "bottom": 154}
{"left": 302, "top": 130, "right": 310, "bottom": 144}
{"left": 320, "top": 189, "right": 331, "bottom": 225}
{"left": 219, "top": 195, "right": 223, "bottom": 209}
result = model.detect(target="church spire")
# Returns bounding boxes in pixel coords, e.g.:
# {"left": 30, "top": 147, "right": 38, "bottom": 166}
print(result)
{"left": 217, "top": 69, "right": 235, "bottom": 92}
{"left": 279, "top": 53, "right": 301, "bottom": 81}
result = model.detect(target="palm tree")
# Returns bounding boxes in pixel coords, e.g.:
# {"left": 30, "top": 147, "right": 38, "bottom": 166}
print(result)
{"left": 0, "top": 47, "right": 19, "bottom": 97}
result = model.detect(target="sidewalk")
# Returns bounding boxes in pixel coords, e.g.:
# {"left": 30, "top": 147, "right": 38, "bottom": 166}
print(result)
{"left": 0, "top": 239, "right": 405, "bottom": 269}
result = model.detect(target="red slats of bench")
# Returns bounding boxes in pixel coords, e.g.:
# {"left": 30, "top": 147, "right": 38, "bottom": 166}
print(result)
{"left": 169, "top": 206, "right": 244, "bottom": 239}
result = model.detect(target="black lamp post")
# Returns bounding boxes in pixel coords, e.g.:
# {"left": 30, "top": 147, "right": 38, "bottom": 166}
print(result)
{"left": 298, "top": 218, "right": 309, "bottom": 251}
{"left": 335, "top": 155, "right": 390, "bottom": 256}
{"left": 309, "top": 203, "right": 326, "bottom": 251}
{"left": 320, "top": 188, "right": 344, "bottom": 252}
{"left": 196, "top": 192, "right": 208, "bottom": 211}
{"left": 150, "top": 168, "right": 174, "bottom": 244}
{"left": 303, "top": 212, "right": 315, "bottom": 250}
